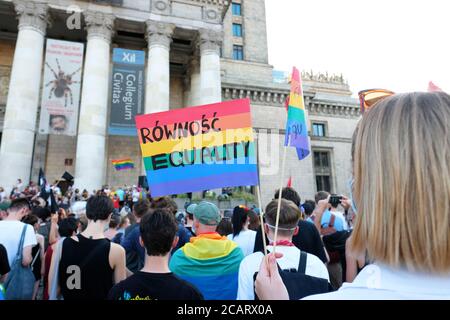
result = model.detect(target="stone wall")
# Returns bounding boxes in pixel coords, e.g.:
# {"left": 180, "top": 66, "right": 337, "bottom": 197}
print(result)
{"left": 169, "top": 74, "right": 185, "bottom": 109}
{"left": 0, "top": 40, "right": 14, "bottom": 108}
{"left": 106, "top": 135, "right": 143, "bottom": 188}
{"left": 45, "top": 135, "right": 77, "bottom": 183}
{"left": 309, "top": 113, "right": 360, "bottom": 196}
{"left": 242, "top": 0, "right": 268, "bottom": 64}
{"left": 221, "top": 59, "right": 274, "bottom": 86}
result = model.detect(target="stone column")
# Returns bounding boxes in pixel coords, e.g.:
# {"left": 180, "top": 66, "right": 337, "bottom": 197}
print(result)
{"left": 186, "top": 55, "right": 201, "bottom": 107}
{"left": 74, "top": 12, "right": 114, "bottom": 192}
{"left": 145, "top": 21, "right": 175, "bottom": 114}
{"left": 0, "top": 1, "right": 50, "bottom": 191}
{"left": 199, "top": 29, "right": 223, "bottom": 105}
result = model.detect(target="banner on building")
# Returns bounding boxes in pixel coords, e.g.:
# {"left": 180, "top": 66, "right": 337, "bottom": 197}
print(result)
{"left": 109, "top": 48, "right": 145, "bottom": 136}
{"left": 39, "top": 39, "right": 84, "bottom": 136}
{"left": 135, "top": 99, "right": 259, "bottom": 197}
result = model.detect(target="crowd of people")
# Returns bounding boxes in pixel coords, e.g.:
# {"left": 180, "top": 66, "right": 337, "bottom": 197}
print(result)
{"left": 0, "top": 91, "right": 449, "bottom": 300}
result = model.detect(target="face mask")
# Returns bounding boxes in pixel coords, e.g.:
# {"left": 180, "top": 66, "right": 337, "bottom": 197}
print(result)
{"left": 191, "top": 224, "right": 196, "bottom": 235}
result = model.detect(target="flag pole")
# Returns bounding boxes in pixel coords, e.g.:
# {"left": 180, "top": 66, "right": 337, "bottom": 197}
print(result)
{"left": 255, "top": 129, "right": 268, "bottom": 256}
{"left": 256, "top": 185, "right": 268, "bottom": 256}
{"left": 272, "top": 142, "right": 288, "bottom": 255}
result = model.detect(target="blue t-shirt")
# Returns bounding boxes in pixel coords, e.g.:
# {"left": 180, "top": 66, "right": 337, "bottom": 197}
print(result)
{"left": 121, "top": 223, "right": 192, "bottom": 272}
{"left": 116, "top": 189, "right": 125, "bottom": 201}
{"left": 307, "top": 210, "right": 345, "bottom": 232}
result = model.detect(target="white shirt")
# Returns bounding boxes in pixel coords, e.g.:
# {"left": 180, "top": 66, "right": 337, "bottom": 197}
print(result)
{"left": 237, "top": 245, "right": 330, "bottom": 300}
{"left": 132, "top": 191, "right": 140, "bottom": 202}
{"left": 227, "top": 230, "right": 257, "bottom": 257}
{"left": 16, "top": 182, "right": 24, "bottom": 192}
{"left": 304, "top": 264, "right": 450, "bottom": 300}
{"left": 0, "top": 221, "right": 37, "bottom": 267}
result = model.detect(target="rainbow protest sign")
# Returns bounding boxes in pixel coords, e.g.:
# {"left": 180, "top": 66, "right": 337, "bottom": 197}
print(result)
{"left": 135, "top": 99, "right": 259, "bottom": 197}
{"left": 112, "top": 158, "right": 135, "bottom": 171}
{"left": 285, "top": 67, "right": 311, "bottom": 160}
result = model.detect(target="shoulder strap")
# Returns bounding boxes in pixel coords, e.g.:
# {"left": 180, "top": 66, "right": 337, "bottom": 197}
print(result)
{"left": 15, "top": 224, "right": 28, "bottom": 261}
{"left": 298, "top": 251, "right": 307, "bottom": 274}
{"left": 31, "top": 247, "right": 40, "bottom": 268}
{"left": 329, "top": 214, "right": 336, "bottom": 227}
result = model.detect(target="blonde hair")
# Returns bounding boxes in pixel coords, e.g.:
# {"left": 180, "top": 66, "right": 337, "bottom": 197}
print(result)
{"left": 351, "top": 92, "right": 450, "bottom": 273}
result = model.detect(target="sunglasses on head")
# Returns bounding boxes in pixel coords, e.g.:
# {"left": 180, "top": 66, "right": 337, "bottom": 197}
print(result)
{"left": 358, "top": 89, "right": 395, "bottom": 114}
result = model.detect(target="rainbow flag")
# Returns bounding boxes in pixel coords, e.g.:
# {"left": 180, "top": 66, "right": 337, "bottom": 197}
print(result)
{"left": 285, "top": 67, "right": 311, "bottom": 160}
{"left": 169, "top": 233, "right": 244, "bottom": 300}
{"left": 135, "top": 99, "right": 259, "bottom": 197}
{"left": 112, "top": 158, "right": 135, "bottom": 171}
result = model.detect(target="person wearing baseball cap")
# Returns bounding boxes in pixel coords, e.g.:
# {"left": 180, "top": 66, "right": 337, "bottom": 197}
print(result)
{"left": 0, "top": 202, "right": 10, "bottom": 221}
{"left": 170, "top": 201, "right": 244, "bottom": 300}
{"left": 184, "top": 203, "right": 197, "bottom": 237}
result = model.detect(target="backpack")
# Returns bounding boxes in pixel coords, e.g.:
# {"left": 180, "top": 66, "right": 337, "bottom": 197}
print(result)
{"left": 111, "top": 232, "right": 124, "bottom": 244}
{"left": 4, "top": 225, "right": 36, "bottom": 300}
{"left": 253, "top": 251, "right": 333, "bottom": 300}
{"left": 323, "top": 230, "right": 352, "bottom": 270}
{"left": 320, "top": 214, "right": 337, "bottom": 236}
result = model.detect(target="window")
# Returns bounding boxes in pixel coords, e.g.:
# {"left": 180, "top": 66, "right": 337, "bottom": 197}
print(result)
{"left": 313, "top": 151, "right": 332, "bottom": 192}
{"left": 232, "top": 23, "right": 243, "bottom": 37}
{"left": 233, "top": 45, "right": 244, "bottom": 60}
{"left": 312, "top": 123, "right": 326, "bottom": 137}
{"left": 316, "top": 176, "right": 331, "bottom": 193}
{"left": 232, "top": 3, "right": 242, "bottom": 16}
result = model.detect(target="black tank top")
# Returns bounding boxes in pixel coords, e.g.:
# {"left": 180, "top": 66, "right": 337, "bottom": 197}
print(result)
{"left": 31, "top": 244, "right": 41, "bottom": 281}
{"left": 59, "top": 234, "right": 113, "bottom": 300}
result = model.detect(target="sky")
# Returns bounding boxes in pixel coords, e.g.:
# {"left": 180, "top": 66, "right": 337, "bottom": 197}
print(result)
{"left": 265, "top": 0, "right": 450, "bottom": 96}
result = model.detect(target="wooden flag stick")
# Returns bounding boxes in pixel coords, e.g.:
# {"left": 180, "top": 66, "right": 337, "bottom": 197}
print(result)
{"left": 273, "top": 144, "right": 288, "bottom": 255}
{"left": 256, "top": 185, "right": 268, "bottom": 256}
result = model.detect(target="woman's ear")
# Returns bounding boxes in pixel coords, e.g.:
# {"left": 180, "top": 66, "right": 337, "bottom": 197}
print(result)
{"left": 293, "top": 226, "right": 299, "bottom": 236}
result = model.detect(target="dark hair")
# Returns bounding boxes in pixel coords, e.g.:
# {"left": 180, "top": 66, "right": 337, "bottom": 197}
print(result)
{"left": 231, "top": 206, "right": 249, "bottom": 237}
{"left": 140, "top": 209, "right": 178, "bottom": 256}
{"left": 58, "top": 217, "right": 78, "bottom": 237}
{"left": 216, "top": 218, "right": 233, "bottom": 237}
{"left": 133, "top": 199, "right": 151, "bottom": 219}
{"left": 248, "top": 210, "right": 260, "bottom": 231}
{"left": 126, "top": 212, "right": 136, "bottom": 225}
{"left": 274, "top": 187, "right": 301, "bottom": 207}
{"left": 329, "top": 195, "right": 340, "bottom": 209}
{"left": 302, "top": 200, "right": 316, "bottom": 216}
{"left": 9, "top": 198, "right": 31, "bottom": 213}
{"left": 78, "top": 214, "right": 88, "bottom": 232}
{"left": 32, "top": 207, "right": 51, "bottom": 221}
{"left": 22, "top": 214, "right": 39, "bottom": 226}
{"left": 315, "top": 191, "right": 330, "bottom": 204}
{"left": 86, "top": 195, "right": 114, "bottom": 222}
{"left": 109, "top": 214, "right": 121, "bottom": 229}
{"left": 151, "top": 197, "right": 178, "bottom": 215}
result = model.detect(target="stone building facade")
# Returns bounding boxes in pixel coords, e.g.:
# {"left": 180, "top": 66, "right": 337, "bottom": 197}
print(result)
{"left": 0, "top": 0, "right": 360, "bottom": 205}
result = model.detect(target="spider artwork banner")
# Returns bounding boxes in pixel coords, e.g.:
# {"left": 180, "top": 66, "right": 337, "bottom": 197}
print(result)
{"left": 38, "top": 39, "right": 84, "bottom": 136}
